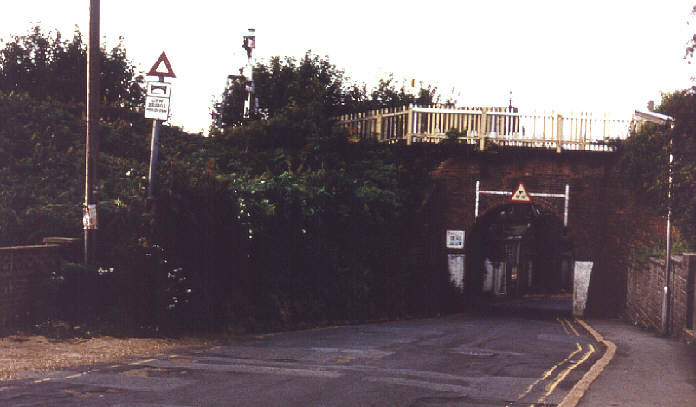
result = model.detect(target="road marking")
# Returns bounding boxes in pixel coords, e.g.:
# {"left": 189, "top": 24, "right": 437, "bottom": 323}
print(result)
{"left": 557, "top": 319, "right": 618, "bottom": 407}
{"left": 33, "top": 378, "right": 52, "bottom": 384}
{"left": 144, "top": 359, "right": 343, "bottom": 378}
{"left": 515, "top": 342, "right": 582, "bottom": 401}
{"left": 311, "top": 347, "right": 392, "bottom": 358}
{"left": 57, "top": 372, "right": 193, "bottom": 392}
{"left": 557, "top": 317, "right": 570, "bottom": 335}
{"left": 192, "top": 356, "right": 477, "bottom": 383}
{"left": 366, "top": 376, "right": 471, "bottom": 394}
{"left": 564, "top": 319, "right": 580, "bottom": 337}
{"left": 65, "top": 373, "right": 85, "bottom": 379}
{"left": 130, "top": 358, "right": 156, "bottom": 366}
{"left": 337, "top": 355, "right": 356, "bottom": 364}
{"left": 539, "top": 344, "right": 595, "bottom": 403}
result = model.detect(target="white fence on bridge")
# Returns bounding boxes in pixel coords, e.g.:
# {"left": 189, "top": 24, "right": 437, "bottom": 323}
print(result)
{"left": 336, "top": 105, "right": 634, "bottom": 152}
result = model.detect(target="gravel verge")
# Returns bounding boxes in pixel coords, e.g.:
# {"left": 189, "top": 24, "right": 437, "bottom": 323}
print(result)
{"left": 0, "top": 333, "right": 216, "bottom": 381}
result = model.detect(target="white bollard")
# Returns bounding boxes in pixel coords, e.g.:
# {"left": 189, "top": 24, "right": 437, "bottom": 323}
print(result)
{"left": 573, "top": 261, "right": 593, "bottom": 317}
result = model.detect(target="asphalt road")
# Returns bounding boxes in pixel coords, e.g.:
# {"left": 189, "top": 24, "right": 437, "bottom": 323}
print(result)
{"left": 1, "top": 302, "right": 600, "bottom": 406}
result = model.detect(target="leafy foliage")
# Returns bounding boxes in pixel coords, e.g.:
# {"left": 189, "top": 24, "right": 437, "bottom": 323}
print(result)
{"left": 617, "top": 88, "right": 696, "bottom": 250}
{"left": 656, "top": 89, "right": 696, "bottom": 246}
{"left": 0, "top": 26, "right": 144, "bottom": 107}
{"left": 211, "top": 53, "right": 440, "bottom": 132}
{"left": 2, "top": 31, "right": 459, "bottom": 333}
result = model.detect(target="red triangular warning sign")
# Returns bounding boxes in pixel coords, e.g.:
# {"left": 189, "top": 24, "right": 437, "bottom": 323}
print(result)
{"left": 147, "top": 52, "right": 176, "bottom": 78}
{"left": 511, "top": 183, "right": 531, "bottom": 202}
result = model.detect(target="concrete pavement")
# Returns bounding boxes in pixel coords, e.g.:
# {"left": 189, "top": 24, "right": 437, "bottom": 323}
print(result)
{"left": 577, "top": 318, "right": 696, "bottom": 407}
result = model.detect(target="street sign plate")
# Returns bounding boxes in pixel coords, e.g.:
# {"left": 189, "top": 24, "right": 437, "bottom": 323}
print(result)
{"left": 145, "top": 96, "right": 170, "bottom": 120}
{"left": 147, "top": 82, "right": 172, "bottom": 98}
{"left": 82, "top": 204, "right": 98, "bottom": 230}
{"left": 446, "top": 230, "right": 465, "bottom": 249}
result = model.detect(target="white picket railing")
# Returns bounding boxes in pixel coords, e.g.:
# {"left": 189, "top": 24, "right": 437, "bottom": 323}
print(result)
{"left": 336, "top": 105, "right": 634, "bottom": 152}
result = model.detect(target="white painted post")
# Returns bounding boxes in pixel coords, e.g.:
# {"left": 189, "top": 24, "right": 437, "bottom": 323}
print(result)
{"left": 573, "top": 261, "right": 593, "bottom": 317}
{"left": 475, "top": 180, "right": 480, "bottom": 219}
{"left": 556, "top": 113, "right": 564, "bottom": 153}
{"left": 479, "top": 109, "right": 487, "bottom": 150}
{"left": 563, "top": 184, "right": 570, "bottom": 227}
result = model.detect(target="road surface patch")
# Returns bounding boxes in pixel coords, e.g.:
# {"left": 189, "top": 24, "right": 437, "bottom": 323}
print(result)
{"left": 55, "top": 372, "right": 194, "bottom": 392}
{"left": 143, "top": 358, "right": 344, "bottom": 379}
{"left": 557, "top": 317, "right": 571, "bottom": 335}
{"left": 366, "top": 376, "right": 471, "bottom": 394}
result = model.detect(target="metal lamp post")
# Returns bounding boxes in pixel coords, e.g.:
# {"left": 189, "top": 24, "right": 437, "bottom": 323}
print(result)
{"left": 242, "top": 28, "right": 256, "bottom": 118}
{"left": 634, "top": 110, "right": 675, "bottom": 335}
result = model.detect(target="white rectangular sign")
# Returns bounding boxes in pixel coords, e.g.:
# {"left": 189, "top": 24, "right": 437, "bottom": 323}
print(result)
{"left": 82, "top": 204, "right": 98, "bottom": 230}
{"left": 145, "top": 96, "right": 170, "bottom": 120}
{"left": 147, "top": 81, "right": 172, "bottom": 97}
{"left": 446, "top": 230, "right": 465, "bottom": 249}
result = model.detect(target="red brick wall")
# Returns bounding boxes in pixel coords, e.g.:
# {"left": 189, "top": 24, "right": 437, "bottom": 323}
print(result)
{"left": 0, "top": 244, "right": 60, "bottom": 328}
{"left": 625, "top": 254, "right": 696, "bottom": 338}
{"left": 430, "top": 149, "right": 662, "bottom": 315}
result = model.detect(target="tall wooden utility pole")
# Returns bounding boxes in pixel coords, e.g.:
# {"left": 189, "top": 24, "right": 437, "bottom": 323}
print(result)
{"left": 84, "top": 0, "right": 100, "bottom": 264}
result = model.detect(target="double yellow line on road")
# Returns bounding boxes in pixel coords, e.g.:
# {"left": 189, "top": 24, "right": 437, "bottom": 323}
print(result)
{"left": 538, "top": 343, "right": 595, "bottom": 404}
{"left": 512, "top": 318, "right": 596, "bottom": 406}
{"left": 558, "top": 317, "right": 580, "bottom": 336}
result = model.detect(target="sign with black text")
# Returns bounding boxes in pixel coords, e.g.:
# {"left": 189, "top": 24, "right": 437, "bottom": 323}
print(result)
{"left": 145, "top": 95, "right": 170, "bottom": 120}
{"left": 446, "top": 230, "right": 465, "bottom": 249}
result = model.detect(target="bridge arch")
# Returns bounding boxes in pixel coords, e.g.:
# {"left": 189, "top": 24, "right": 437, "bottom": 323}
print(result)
{"left": 464, "top": 202, "right": 572, "bottom": 298}
{"left": 431, "top": 150, "right": 636, "bottom": 314}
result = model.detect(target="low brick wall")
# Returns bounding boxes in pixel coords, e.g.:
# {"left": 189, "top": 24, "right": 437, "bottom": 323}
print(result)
{"left": 0, "top": 244, "right": 61, "bottom": 328}
{"left": 625, "top": 253, "right": 696, "bottom": 339}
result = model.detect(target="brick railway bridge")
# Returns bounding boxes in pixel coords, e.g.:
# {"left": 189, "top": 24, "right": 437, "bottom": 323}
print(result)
{"left": 340, "top": 105, "right": 658, "bottom": 315}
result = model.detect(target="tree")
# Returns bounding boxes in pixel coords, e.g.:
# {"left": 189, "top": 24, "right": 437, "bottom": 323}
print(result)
{"left": 654, "top": 89, "right": 696, "bottom": 244}
{"left": 212, "top": 53, "right": 350, "bottom": 130}
{"left": 210, "top": 52, "right": 441, "bottom": 132}
{"left": 617, "top": 89, "right": 696, "bottom": 249}
{"left": 369, "top": 75, "right": 440, "bottom": 109}
{"left": 685, "top": 5, "right": 696, "bottom": 62}
{"left": 0, "top": 26, "right": 144, "bottom": 108}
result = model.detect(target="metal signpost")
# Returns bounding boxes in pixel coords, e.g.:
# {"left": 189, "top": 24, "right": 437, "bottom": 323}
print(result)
{"left": 144, "top": 52, "right": 176, "bottom": 199}
{"left": 634, "top": 110, "right": 675, "bottom": 335}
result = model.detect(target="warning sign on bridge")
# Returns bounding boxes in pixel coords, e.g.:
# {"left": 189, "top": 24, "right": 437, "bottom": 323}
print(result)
{"left": 511, "top": 183, "right": 531, "bottom": 202}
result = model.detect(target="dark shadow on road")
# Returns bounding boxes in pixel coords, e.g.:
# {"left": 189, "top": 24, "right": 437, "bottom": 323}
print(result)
{"left": 473, "top": 294, "right": 573, "bottom": 320}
